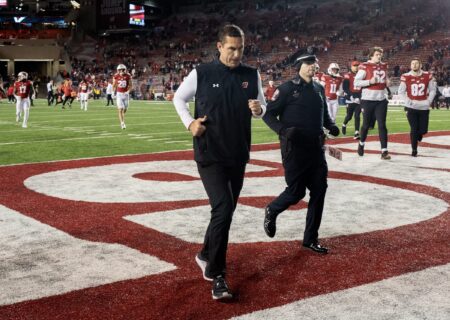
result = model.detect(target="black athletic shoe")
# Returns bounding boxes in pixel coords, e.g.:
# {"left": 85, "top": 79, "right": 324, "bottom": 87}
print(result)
{"left": 381, "top": 151, "right": 391, "bottom": 160}
{"left": 212, "top": 276, "right": 233, "bottom": 300}
{"left": 264, "top": 206, "right": 278, "bottom": 238}
{"left": 411, "top": 149, "right": 418, "bottom": 157}
{"left": 354, "top": 132, "right": 360, "bottom": 140}
{"left": 342, "top": 125, "right": 347, "bottom": 135}
{"left": 357, "top": 143, "right": 364, "bottom": 156}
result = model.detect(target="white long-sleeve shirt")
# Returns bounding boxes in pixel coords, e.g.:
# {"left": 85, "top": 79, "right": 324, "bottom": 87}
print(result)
{"left": 173, "top": 68, "right": 267, "bottom": 130}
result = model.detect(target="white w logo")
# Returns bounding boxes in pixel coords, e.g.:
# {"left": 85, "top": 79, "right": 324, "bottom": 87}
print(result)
{"left": 212, "top": 84, "right": 220, "bottom": 88}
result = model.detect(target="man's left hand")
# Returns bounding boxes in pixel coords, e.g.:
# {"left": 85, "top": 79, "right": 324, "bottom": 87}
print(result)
{"left": 248, "top": 99, "right": 262, "bottom": 115}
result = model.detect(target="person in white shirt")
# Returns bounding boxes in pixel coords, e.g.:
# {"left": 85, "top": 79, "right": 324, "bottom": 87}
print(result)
{"left": 398, "top": 58, "right": 436, "bottom": 157}
{"left": 106, "top": 80, "right": 114, "bottom": 106}
{"left": 442, "top": 83, "right": 450, "bottom": 109}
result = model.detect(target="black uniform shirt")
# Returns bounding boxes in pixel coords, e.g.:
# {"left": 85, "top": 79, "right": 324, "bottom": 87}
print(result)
{"left": 263, "top": 76, "right": 334, "bottom": 137}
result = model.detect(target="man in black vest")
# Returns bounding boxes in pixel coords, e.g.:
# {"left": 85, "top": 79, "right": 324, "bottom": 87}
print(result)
{"left": 262, "top": 54, "right": 339, "bottom": 254}
{"left": 173, "top": 24, "right": 266, "bottom": 300}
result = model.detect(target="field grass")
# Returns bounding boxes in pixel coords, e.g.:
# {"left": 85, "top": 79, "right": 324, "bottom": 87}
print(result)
{"left": 0, "top": 98, "right": 449, "bottom": 166}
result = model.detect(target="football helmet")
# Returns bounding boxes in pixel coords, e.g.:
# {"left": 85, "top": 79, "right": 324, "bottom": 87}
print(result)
{"left": 327, "top": 63, "right": 340, "bottom": 76}
{"left": 117, "top": 64, "right": 127, "bottom": 72}
{"left": 18, "top": 71, "right": 28, "bottom": 81}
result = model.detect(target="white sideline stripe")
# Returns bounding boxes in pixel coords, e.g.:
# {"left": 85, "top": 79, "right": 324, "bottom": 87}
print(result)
{"left": 232, "top": 264, "right": 450, "bottom": 320}
{"left": 0, "top": 205, "right": 176, "bottom": 306}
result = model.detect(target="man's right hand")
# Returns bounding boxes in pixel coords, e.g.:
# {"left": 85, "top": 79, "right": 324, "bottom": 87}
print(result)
{"left": 189, "top": 115, "right": 207, "bottom": 137}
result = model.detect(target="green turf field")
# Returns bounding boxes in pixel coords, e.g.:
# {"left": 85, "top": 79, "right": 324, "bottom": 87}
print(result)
{"left": 0, "top": 98, "right": 449, "bottom": 165}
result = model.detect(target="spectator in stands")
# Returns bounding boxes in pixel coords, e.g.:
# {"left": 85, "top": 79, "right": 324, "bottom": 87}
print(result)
{"left": 172, "top": 24, "right": 266, "bottom": 301}
{"left": 398, "top": 58, "right": 436, "bottom": 156}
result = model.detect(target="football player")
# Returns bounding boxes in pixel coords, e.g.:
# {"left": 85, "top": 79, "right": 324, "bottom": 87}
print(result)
{"left": 342, "top": 61, "right": 362, "bottom": 139}
{"left": 78, "top": 78, "right": 91, "bottom": 111}
{"left": 113, "top": 64, "right": 132, "bottom": 129}
{"left": 354, "top": 47, "right": 391, "bottom": 160}
{"left": 13, "top": 71, "right": 34, "bottom": 128}
{"left": 320, "top": 63, "right": 343, "bottom": 122}
{"left": 398, "top": 58, "right": 436, "bottom": 157}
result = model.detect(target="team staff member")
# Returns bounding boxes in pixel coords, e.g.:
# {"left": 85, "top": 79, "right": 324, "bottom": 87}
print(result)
{"left": 173, "top": 24, "right": 266, "bottom": 300}
{"left": 342, "top": 61, "right": 362, "bottom": 139}
{"left": 262, "top": 54, "right": 339, "bottom": 255}
{"left": 47, "top": 79, "right": 55, "bottom": 106}
{"left": 354, "top": 47, "right": 391, "bottom": 160}
{"left": 398, "top": 58, "right": 436, "bottom": 157}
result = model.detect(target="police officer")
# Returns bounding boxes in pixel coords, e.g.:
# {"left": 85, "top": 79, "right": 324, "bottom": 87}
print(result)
{"left": 262, "top": 54, "right": 339, "bottom": 254}
{"left": 173, "top": 24, "right": 266, "bottom": 300}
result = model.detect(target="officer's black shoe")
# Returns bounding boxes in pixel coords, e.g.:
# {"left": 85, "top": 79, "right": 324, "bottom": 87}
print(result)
{"left": 212, "top": 276, "right": 233, "bottom": 300}
{"left": 303, "top": 242, "right": 329, "bottom": 254}
{"left": 412, "top": 149, "right": 418, "bottom": 157}
{"left": 264, "top": 206, "right": 278, "bottom": 238}
{"left": 357, "top": 143, "right": 364, "bottom": 156}
{"left": 342, "top": 125, "right": 346, "bottom": 135}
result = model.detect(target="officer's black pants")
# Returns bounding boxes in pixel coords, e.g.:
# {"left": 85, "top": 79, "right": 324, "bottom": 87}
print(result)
{"left": 269, "top": 138, "right": 328, "bottom": 245}
{"left": 406, "top": 108, "right": 429, "bottom": 151}
{"left": 343, "top": 103, "right": 361, "bottom": 132}
{"left": 197, "top": 161, "right": 246, "bottom": 278}
{"left": 360, "top": 99, "right": 389, "bottom": 149}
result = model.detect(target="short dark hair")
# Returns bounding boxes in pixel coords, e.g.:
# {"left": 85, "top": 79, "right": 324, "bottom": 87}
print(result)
{"left": 218, "top": 24, "right": 244, "bottom": 43}
{"left": 411, "top": 57, "right": 421, "bottom": 63}
{"left": 368, "top": 46, "right": 383, "bottom": 58}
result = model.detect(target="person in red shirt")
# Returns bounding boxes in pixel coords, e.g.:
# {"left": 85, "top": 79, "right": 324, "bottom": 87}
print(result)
{"left": 342, "top": 61, "right": 363, "bottom": 139}
{"left": 113, "top": 64, "right": 132, "bottom": 129}
{"left": 265, "top": 80, "right": 276, "bottom": 101}
{"left": 62, "top": 79, "right": 74, "bottom": 108}
{"left": 320, "top": 63, "right": 343, "bottom": 122}
{"left": 78, "top": 79, "right": 91, "bottom": 111}
{"left": 354, "top": 47, "right": 391, "bottom": 160}
{"left": 398, "top": 58, "right": 436, "bottom": 156}
{"left": 7, "top": 84, "right": 16, "bottom": 103}
{"left": 13, "top": 71, "right": 33, "bottom": 128}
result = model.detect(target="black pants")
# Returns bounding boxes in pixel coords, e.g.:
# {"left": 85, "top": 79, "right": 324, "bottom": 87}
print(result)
{"left": 445, "top": 97, "right": 450, "bottom": 109}
{"left": 360, "top": 99, "right": 389, "bottom": 149}
{"left": 106, "top": 94, "right": 114, "bottom": 106}
{"left": 62, "top": 96, "right": 74, "bottom": 106}
{"left": 343, "top": 103, "right": 361, "bottom": 132}
{"left": 47, "top": 91, "right": 54, "bottom": 105}
{"left": 406, "top": 108, "right": 429, "bottom": 151}
{"left": 197, "top": 161, "right": 246, "bottom": 278}
{"left": 269, "top": 137, "right": 328, "bottom": 245}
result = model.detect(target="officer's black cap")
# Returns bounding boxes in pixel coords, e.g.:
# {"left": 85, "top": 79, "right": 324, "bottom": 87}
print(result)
{"left": 293, "top": 54, "right": 318, "bottom": 68}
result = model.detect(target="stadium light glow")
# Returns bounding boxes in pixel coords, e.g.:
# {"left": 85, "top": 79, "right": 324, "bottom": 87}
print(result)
{"left": 70, "top": 1, "right": 80, "bottom": 9}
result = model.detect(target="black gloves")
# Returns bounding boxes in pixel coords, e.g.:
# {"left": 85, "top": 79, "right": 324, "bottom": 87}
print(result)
{"left": 328, "top": 125, "right": 340, "bottom": 137}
